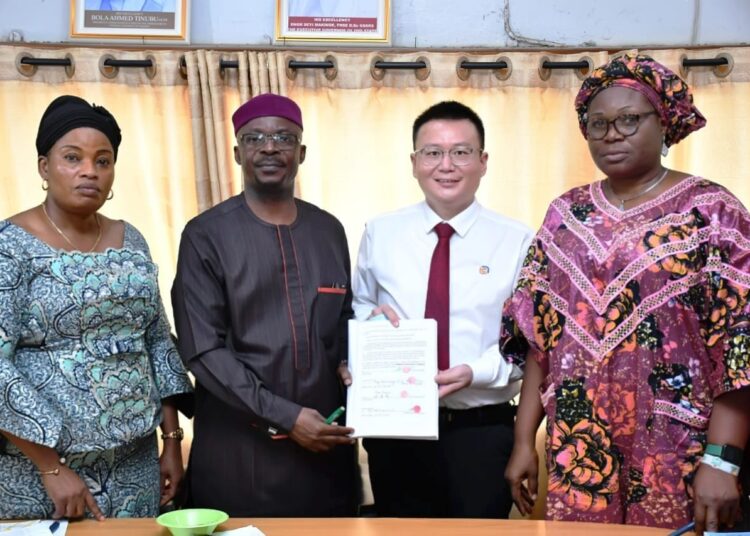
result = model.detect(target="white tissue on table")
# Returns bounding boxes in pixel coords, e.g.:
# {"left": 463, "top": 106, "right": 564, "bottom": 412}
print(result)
{"left": 214, "top": 525, "right": 266, "bottom": 536}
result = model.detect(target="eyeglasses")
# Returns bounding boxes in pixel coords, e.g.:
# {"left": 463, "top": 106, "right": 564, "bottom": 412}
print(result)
{"left": 586, "top": 111, "right": 659, "bottom": 140}
{"left": 413, "top": 146, "right": 480, "bottom": 167}
{"left": 239, "top": 132, "right": 300, "bottom": 150}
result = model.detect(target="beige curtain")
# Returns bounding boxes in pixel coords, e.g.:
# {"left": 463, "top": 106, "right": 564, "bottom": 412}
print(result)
{"left": 2, "top": 43, "right": 748, "bottom": 514}
{"left": 0, "top": 44, "right": 200, "bottom": 463}
{"left": 2, "top": 44, "right": 747, "bottom": 313}
{"left": 140, "top": 44, "right": 750, "bottom": 250}
{"left": 0, "top": 45, "right": 197, "bottom": 320}
{"left": 278, "top": 46, "right": 750, "bottom": 516}
{"left": 184, "top": 50, "right": 290, "bottom": 210}
{"left": 283, "top": 47, "right": 750, "bottom": 244}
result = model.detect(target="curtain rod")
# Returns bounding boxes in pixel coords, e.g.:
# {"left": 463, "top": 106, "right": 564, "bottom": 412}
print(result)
{"left": 180, "top": 56, "right": 730, "bottom": 71}
{"left": 20, "top": 57, "right": 155, "bottom": 68}
{"left": 17, "top": 54, "right": 731, "bottom": 75}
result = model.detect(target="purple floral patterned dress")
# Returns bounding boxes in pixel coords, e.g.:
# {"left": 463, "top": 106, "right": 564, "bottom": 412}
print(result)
{"left": 501, "top": 176, "right": 750, "bottom": 528}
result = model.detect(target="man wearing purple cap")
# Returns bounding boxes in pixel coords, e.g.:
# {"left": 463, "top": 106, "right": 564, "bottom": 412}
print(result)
{"left": 172, "top": 93, "right": 358, "bottom": 516}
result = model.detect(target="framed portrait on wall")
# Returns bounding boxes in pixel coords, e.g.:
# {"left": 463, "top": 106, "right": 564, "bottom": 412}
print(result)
{"left": 276, "top": 0, "right": 390, "bottom": 44}
{"left": 70, "top": 0, "right": 190, "bottom": 43}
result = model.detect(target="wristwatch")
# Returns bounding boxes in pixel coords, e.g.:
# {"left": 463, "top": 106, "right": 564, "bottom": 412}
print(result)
{"left": 705, "top": 443, "right": 744, "bottom": 466}
{"left": 161, "top": 427, "right": 184, "bottom": 441}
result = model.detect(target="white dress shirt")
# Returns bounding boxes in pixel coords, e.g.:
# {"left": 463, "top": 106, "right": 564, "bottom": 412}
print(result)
{"left": 352, "top": 200, "right": 533, "bottom": 409}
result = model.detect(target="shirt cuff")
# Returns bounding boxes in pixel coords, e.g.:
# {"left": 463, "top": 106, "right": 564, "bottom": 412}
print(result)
{"left": 270, "top": 399, "right": 304, "bottom": 433}
{"left": 468, "top": 355, "right": 498, "bottom": 387}
{"left": 467, "top": 347, "right": 517, "bottom": 388}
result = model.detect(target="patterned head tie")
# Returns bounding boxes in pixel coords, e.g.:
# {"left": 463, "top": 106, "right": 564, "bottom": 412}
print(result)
{"left": 574, "top": 52, "right": 706, "bottom": 147}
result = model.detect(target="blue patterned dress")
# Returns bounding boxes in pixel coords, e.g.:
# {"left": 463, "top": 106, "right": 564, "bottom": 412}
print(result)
{"left": 0, "top": 220, "right": 193, "bottom": 518}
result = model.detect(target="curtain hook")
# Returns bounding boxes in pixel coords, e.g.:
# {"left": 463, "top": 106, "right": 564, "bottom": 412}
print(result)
{"left": 455, "top": 55, "right": 512, "bottom": 81}
{"left": 680, "top": 52, "right": 734, "bottom": 79}
{"left": 16, "top": 52, "right": 38, "bottom": 77}
{"left": 713, "top": 52, "right": 734, "bottom": 78}
{"left": 538, "top": 55, "right": 552, "bottom": 81}
{"left": 370, "top": 55, "right": 385, "bottom": 81}
{"left": 144, "top": 54, "right": 156, "bottom": 80}
{"left": 455, "top": 56, "right": 471, "bottom": 81}
{"left": 15, "top": 52, "right": 75, "bottom": 78}
{"left": 285, "top": 55, "right": 297, "bottom": 80}
{"left": 574, "top": 56, "right": 593, "bottom": 80}
{"left": 323, "top": 54, "right": 338, "bottom": 81}
{"left": 415, "top": 56, "right": 430, "bottom": 81}
{"left": 493, "top": 56, "right": 512, "bottom": 81}
{"left": 64, "top": 53, "right": 76, "bottom": 78}
{"left": 99, "top": 54, "right": 119, "bottom": 79}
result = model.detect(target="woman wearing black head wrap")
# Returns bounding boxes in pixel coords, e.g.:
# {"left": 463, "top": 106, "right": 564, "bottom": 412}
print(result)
{"left": 0, "top": 95, "right": 192, "bottom": 519}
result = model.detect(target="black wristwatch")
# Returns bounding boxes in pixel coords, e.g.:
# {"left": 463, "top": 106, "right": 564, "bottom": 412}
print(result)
{"left": 705, "top": 443, "right": 744, "bottom": 466}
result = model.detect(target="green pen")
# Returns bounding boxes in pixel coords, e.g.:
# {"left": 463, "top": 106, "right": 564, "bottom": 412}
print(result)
{"left": 325, "top": 406, "right": 345, "bottom": 424}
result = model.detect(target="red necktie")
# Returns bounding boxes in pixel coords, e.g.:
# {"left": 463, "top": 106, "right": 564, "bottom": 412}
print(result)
{"left": 425, "top": 222, "right": 455, "bottom": 371}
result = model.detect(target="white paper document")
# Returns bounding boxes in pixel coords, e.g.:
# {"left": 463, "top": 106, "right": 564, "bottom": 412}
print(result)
{"left": 346, "top": 318, "right": 438, "bottom": 439}
{"left": 0, "top": 520, "right": 67, "bottom": 536}
{"left": 215, "top": 525, "right": 266, "bottom": 535}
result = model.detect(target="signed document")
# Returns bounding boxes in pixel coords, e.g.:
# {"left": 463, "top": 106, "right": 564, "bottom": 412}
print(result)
{"left": 346, "top": 318, "right": 438, "bottom": 439}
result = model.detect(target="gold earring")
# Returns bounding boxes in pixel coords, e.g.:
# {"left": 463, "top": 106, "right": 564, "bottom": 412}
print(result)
{"left": 106, "top": 190, "right": 114, "bottom": 201}
{"left": 42, "top": 179, "right": 49, "bottom": 191}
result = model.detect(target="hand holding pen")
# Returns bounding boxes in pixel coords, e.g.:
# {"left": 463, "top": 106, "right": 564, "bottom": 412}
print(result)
{"left": 288, "top": 406, "right": 355, "bottom": 453}
{"left": 325, "top": 406, "right": 346, "bottom": 424}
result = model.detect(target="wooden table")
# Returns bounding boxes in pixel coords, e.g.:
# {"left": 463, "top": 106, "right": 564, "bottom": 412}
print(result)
{"left": 64, "top": 518, "right": 679, "bottom": 535}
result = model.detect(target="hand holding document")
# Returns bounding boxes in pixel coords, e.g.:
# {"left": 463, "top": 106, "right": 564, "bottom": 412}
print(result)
{"left": 346, "top": 318, "right": 438, "bottom": 439}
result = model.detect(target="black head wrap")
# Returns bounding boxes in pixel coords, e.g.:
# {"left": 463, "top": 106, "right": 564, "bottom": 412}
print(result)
{"left": 36, "top": 95, "right": 122, "bottom": 161}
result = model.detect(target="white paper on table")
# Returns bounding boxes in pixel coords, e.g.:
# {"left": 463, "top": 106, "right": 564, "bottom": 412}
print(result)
{"left": 0, "top": 520, "right": 68, "bottom": 536}
{"left": 214, "top": 526, "right": 266, "bottom": 535}
{"left": 346, "top": 318, "right": 438, "bottom": 439}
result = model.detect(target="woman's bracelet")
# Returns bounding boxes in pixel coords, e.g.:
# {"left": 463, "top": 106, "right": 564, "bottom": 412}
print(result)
{"left": 161, "top": 427, "right": 184, "bottom": 441}
{"left": 38, "top": 457, "right": 67, "bottom": 476}
{"left": 701, "top": 453, "right": 740, "bottom": 476}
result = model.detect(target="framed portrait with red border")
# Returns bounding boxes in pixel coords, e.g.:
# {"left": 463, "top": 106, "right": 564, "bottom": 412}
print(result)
{"left": 276, "top": 0, "right": 390, "bottom": 44}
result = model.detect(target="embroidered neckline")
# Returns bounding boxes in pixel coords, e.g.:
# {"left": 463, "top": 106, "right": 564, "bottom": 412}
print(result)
{"left": 593, "top": 175, "right": 700, "bottom": 221}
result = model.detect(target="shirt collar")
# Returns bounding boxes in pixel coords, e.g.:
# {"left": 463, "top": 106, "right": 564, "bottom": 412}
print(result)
{"left": 420, "top": 199, "right": 480, "bottom": 238}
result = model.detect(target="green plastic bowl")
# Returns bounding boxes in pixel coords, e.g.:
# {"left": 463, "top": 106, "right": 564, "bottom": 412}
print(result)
{"left": 156, "top": 508, "right": 229, "bottom": 536}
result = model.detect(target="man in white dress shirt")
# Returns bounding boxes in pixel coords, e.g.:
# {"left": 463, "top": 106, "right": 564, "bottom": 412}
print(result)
{"left": 352, "top": 101, "right": 533, "bottom": 518}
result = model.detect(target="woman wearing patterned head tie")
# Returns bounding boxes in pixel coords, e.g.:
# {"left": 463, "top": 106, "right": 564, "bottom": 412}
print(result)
{"left": 502, "top": 53, "right": 750, "bottom": 532}
{"left": 0, "top": 95, "right": 193, "bottom": 520}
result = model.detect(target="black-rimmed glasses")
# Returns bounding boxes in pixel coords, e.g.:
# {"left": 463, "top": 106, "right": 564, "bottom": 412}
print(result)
{"left": 586, "top": 111, "right": 659, "bottom": 140}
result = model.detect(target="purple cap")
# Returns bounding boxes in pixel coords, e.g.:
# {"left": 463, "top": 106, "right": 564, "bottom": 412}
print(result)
{"left": 231, "top": 93, "right": 303, "bottom": 134}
